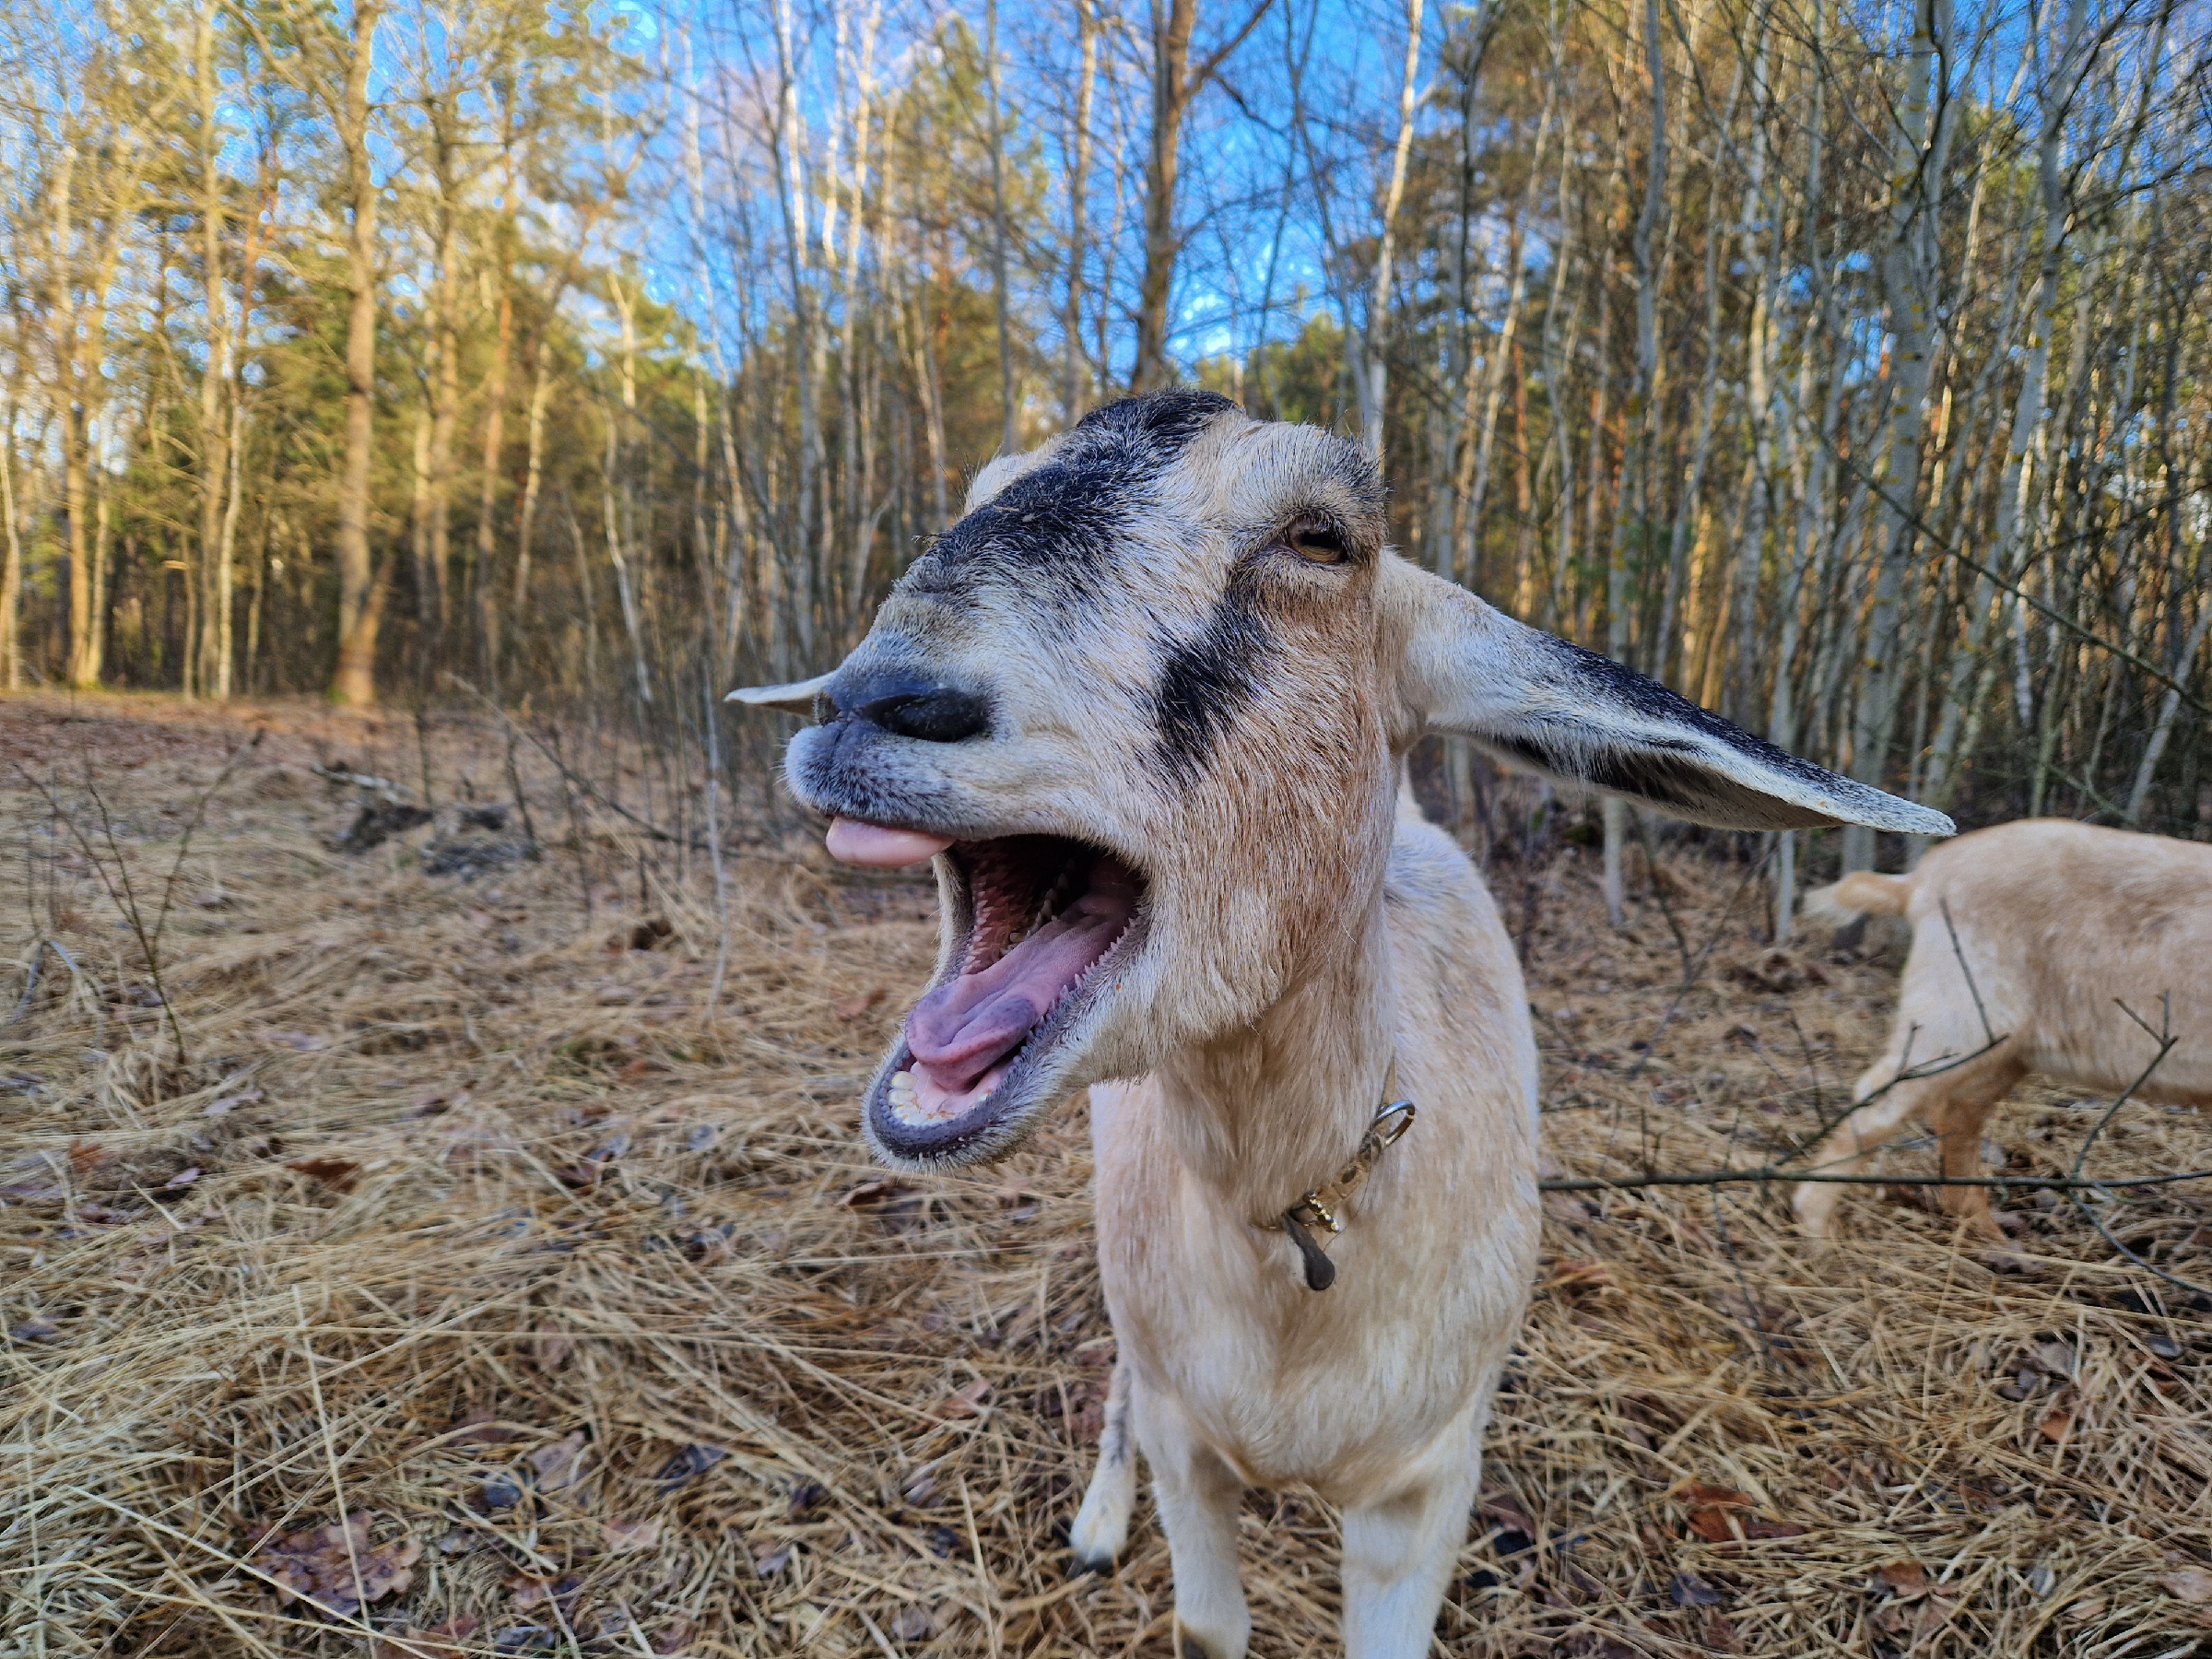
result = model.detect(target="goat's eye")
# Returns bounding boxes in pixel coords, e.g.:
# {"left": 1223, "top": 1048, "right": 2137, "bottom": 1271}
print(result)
{"left": 1285, "top": 516, "right": 1347, "bottom": 565}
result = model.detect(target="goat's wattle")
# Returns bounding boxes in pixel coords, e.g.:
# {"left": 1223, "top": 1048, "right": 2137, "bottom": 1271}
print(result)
{"left": 904, "top": 856, "right": 1137, "bottom": 1110}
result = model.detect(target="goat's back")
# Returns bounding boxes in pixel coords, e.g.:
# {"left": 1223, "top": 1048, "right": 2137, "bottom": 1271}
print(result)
{"left": 1896, "top": 819, "right": 2212, "bottom": 1102}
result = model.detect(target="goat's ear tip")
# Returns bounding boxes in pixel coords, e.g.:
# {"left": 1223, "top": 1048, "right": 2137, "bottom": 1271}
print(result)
{"left": 1838, "top": 794, "right": 1955, "bottom": 837}
{"left": 724, "top": 674, "right": 830, "bottom": 712}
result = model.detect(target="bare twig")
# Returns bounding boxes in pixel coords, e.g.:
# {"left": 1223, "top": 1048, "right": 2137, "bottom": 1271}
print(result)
{"left": 1538, "top": 1166, "right": 2212, "bottom": 1194}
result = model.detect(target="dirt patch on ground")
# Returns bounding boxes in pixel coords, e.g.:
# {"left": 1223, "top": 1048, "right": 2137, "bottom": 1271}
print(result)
{"left": 3, "top": 694, "right": 2208, "bottom": 1656}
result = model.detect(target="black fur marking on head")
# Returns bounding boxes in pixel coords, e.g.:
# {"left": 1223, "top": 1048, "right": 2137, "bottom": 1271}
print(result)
{"left": 1543, "top": 635, "right": 1842, "bottom": 791}
{"left": 1151, "top": 574, "right": 1271, "bottom": 786}
{"left": 1073, "top": 387, "right": 1242, "bottom": 450}
{"left": 903, "top": 391, "right": 1241, "bottom": 609}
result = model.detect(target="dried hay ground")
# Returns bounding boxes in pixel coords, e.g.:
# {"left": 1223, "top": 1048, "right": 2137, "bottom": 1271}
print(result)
{"left": 2, "top": 692, "right": 2209, "bottom": 1659}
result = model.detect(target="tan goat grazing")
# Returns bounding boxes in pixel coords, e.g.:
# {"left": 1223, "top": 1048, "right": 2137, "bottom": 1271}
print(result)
{"left": 733, "top": 390, "right": 1946, "bottom": 1658}
{"left": 1794, "top": 818, "right": 2212, "bottom": 1241}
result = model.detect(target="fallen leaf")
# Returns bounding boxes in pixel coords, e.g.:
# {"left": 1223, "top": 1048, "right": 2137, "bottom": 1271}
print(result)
{"left": 528, "top": 1430, "right": 592, "bottom": 1492}
{"left": 752, "top": 1542, "right": 793, "bottom": 1577}
{"left": 252, "top": 1513, "right": 421, "bottom": 1616}
{"left": 2160, "top": 1567, "right": 2212, "bottom": 1604}
{"left": 603, "top": 1516, "right": 660, "bottom": 1553}
{"left": 506, "top": 1571, "right": 582, "bottom": 1610}
{"left": 654, "top": 1442, "right": 728, "bottom": 1487}
{"left": 205, "top": 1089, "right": 262, "bottom": 1117}
{"left": 1699, "top": 1609, "right": 1745, "bottom": 1653}
{"left": 372, "top": 1616, "right": 481, "bottom": 1659}
{"left": 533, "top": 1329, "right": 574, "bottom": 1371}
{"left": 929, "top": 1377, "right": 992, "bottom": 1420}
{"left": 1876, "top": 1560, "right": 1931, "bottom": 1600}
{"left": 617, "top": 1054, "right": 664, "bottom": 1080}
{"left": 1676, "top": 1482, "right": 1802, "bottom": 1545}
{"left": 476, "top": 1474, "right": 524, "bottom": 1512}
{"left": 2038, "top": 1407, "right": 2074, "bottom": 1443}
{"left": 286, "top": 1159, "right": 359, "bottom": 1191}
{"left": 1669, "top": 1571, "right": 1727, "bottom": 1606}
{"left": 10, "top": 1319, "right": 58, "bottom": 1343}
{"left": 163, "top": 1167, "right": 201, "bottom": 1190}
{"left": 67, "top": 1139, "right": 109, "bottom": 1175}
{"left": 833, "top": 987, "right": 887, "bottom": 1021}
{"left": 2028, "top": 1340, "right": 2077, "bottom": 1378}
{"left": 890, "top": 1603, "right": 935, "bottom": 1641}
{"left": 261, "top": 1030, "right": 330, "bottom": 1052}
{"left": 453, "top": 1407, "right": 513, "bottom": 1445}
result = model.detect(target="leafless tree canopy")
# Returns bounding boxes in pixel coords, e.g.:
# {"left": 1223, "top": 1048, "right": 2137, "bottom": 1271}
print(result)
{"left": 3, "top": 0, "right": 2208, "bottom": 888}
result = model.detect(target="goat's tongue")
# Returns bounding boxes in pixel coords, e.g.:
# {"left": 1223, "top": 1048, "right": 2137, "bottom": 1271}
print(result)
{"left": 826, "top": 818, "right": 953, "bottom": 868}
{"left": 906, "top": 860, "right": 1136, "bottom": 1096}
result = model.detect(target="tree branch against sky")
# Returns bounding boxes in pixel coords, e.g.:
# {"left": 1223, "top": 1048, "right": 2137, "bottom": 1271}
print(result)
{"left": 0, "top": 0, "right": 2206, "bottom": 853}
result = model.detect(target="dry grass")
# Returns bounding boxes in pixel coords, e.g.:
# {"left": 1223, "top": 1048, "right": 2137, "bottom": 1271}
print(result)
{"left": 3, "top": 693, "right": 2209, "bottom": 1659}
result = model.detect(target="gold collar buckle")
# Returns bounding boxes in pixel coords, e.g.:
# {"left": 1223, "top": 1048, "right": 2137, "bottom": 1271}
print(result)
{"left": 1265, "top": 1096, "right": 1418, "bottom": 1292}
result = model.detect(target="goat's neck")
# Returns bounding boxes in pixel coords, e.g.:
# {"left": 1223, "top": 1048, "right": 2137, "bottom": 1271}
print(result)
{"left": 1153, "top": 888, "right": 1396, "bottom": 1223}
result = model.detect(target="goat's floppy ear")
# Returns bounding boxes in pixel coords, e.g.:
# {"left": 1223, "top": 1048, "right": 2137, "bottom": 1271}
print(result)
{"left": 725, "top": 672, "right": 832, "bottom": 715}
{"left": 1393, "top": 565, "right": 1954, "bottom": 835}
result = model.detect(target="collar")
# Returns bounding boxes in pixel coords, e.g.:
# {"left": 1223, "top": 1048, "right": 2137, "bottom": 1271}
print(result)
{"left": 1258, "top": 1083, "right": 1417, "bottom": 1292}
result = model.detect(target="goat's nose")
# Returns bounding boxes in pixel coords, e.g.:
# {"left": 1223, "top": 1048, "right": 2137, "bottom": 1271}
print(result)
{"left": 829, "top": 669, "right": 992, "bottom": 743}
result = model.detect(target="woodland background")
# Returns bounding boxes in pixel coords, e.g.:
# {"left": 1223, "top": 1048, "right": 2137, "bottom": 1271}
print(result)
{"left": 5, "top": 0, "right": 2211, "bottom": 915}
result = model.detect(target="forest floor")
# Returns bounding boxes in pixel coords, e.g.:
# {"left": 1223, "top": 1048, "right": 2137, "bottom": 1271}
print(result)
{"left": 2, "top": 692, "right": 2209, "bottom": 1659}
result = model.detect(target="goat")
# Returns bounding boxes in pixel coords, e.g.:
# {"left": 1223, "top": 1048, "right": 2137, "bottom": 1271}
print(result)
{"left": 1792, "top": 818, "right": 2212, "bottom": 1240}
{"left": 733, "top": 391, "right": 1947, "bottom": 1658}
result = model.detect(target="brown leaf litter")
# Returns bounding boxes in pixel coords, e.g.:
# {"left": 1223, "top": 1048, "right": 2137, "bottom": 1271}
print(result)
{"left": 2, "top": 695, "right": 2209, "bottom": 1657}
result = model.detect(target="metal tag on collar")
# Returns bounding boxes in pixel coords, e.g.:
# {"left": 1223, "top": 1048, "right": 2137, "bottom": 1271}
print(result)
{"left": 1281, "top": 1207, "right": 1338, "bottom": 1291}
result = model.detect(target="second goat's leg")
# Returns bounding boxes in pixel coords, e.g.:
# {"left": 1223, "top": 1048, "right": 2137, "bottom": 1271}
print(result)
{"left": 1933, "top": 1063, "right": 2027, "bottom": 1239}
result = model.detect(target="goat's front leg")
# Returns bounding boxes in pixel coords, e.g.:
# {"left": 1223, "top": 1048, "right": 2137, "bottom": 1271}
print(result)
{"left": 1068, "top": 1355, "right": 1135, "bottom": 1571}
{"left": 1136, "top": 1381, "right": 1250, "bottom": 1659}
{"left": 1338, "top": 1421, "right": 1485, "bottom": 1659}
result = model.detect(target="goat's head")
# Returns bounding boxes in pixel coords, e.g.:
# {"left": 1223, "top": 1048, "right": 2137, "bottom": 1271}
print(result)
{"left": 734, "top": 390, "right": 1950, "bottom": 1170}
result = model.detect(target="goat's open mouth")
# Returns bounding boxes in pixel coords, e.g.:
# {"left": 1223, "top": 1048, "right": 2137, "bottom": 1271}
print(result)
{"left": 863, "top": 834, "right": 1146, "bottom": 1165}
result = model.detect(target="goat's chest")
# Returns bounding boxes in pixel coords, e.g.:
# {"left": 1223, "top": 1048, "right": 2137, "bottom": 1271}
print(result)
{"left": 1086, "top": 1079, "right": 1535, "bottom": 1499}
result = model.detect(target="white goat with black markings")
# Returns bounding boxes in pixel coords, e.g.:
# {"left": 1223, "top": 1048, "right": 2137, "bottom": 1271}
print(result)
{"left": 1793, "top": 818, "right": 2212, "bottom": 1241}
{"left": 734, "top": 390, "right": 1947, "bottom": 1658}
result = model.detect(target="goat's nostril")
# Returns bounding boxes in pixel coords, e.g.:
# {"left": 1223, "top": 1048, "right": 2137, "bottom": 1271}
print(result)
{"left": 857, "top": 687, "right": 992, "bottom": 744}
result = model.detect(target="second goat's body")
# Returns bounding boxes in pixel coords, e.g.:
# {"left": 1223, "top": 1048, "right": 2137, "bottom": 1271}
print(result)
{"left": 1076, "top": 809, "right": 1537, "bottom": 1657}
{"left": 1795, "top": 818, "right": 2212, "bottom": 1238}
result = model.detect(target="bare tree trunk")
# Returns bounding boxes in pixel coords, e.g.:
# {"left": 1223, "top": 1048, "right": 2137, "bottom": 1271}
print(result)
{"left": 215, "top": 401, "right": 243, "bottom": 700}
{"left": 1604, "top": 0, "right": 1666, "bottom": 927}
{"left": 330, "top": 0, "right": 386, "bottom": 707}
{"left": 985, "top": 0, "right": 1018, "bottom": 452}
{"left": 1841, "top": 0, "right": 1953, "bottom": 873}
{"left": 475, "top": 273, "right": 513, "bottom": 677}
{"left": 0, "top": 387, "right": 22, "bottom": 690}
{"left": 184, "top": 0, "right": 229, "bottom": 698}
{"left": 1134, "top": 0, "right": 1269, "bottom": 389}
{"left": 1064, "top": 0, "right": 1098, "bottom": 423}
{"left": 1357, "top": 0, "right": 1426, "bottom": 460}
{"left": 1457, "top": 85, "right": 1552, "bottom": 589}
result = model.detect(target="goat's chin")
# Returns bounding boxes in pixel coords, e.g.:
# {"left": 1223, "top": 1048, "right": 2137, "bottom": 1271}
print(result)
{"left": 856, "top": 835, "right": 1151, "bottom": 1170}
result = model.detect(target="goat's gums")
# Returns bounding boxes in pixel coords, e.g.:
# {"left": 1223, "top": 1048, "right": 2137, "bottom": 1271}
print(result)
{"left": 734, "top": 389, "right": 1948, "bottom": 1658}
